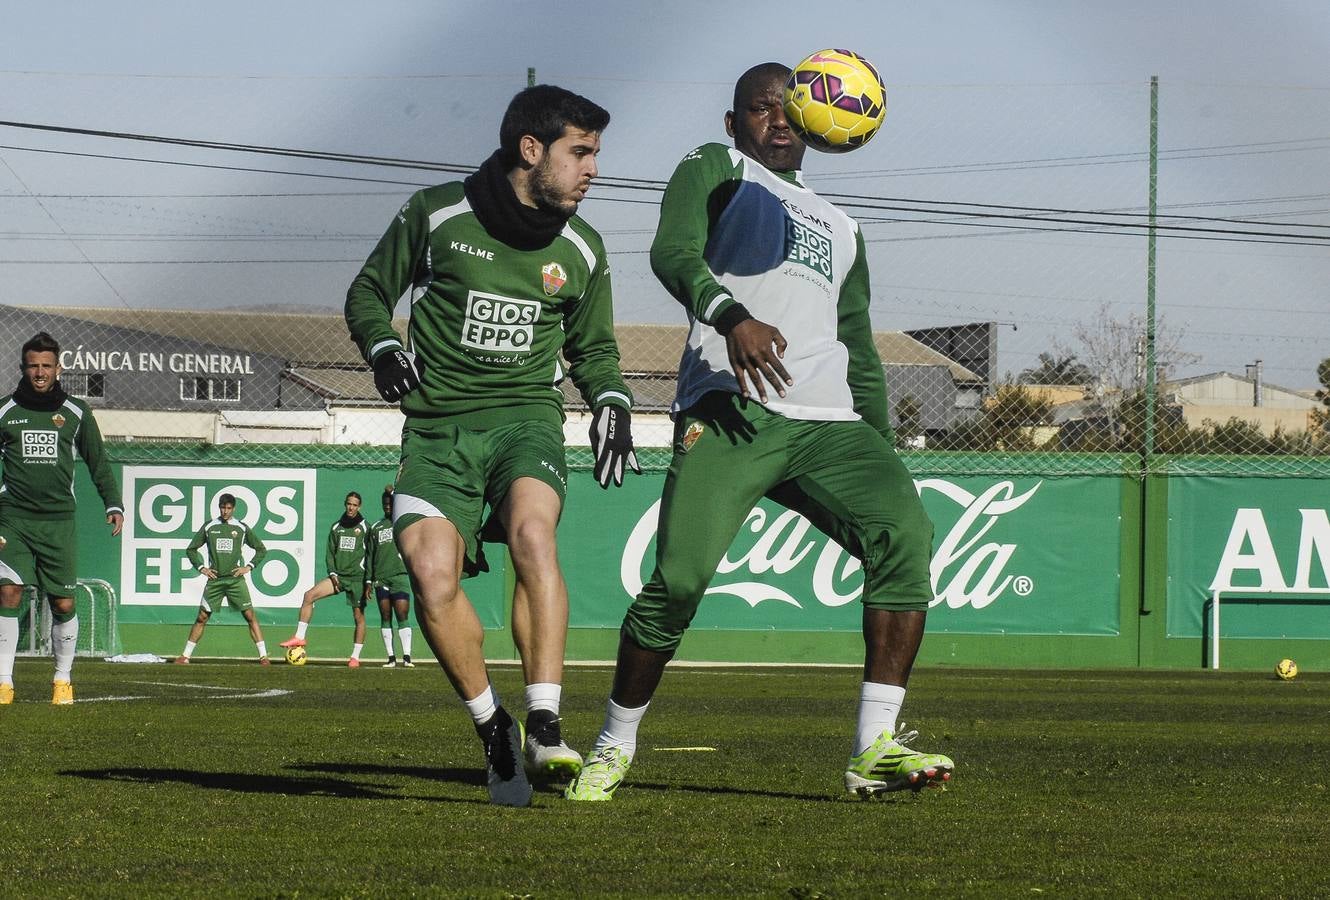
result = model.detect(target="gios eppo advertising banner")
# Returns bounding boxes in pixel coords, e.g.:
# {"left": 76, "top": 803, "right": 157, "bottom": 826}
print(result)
{"left": 1166, "top": 476, "right": 1330, "bottom": 639}
{"left": 120, "top": 466, "right": 318, "bottom": 608}
{"left": 562, "top": 473, "right": 1123, "bottom": 636}
{"left": 111, "top": 464, "right": 508, "bottom": 628}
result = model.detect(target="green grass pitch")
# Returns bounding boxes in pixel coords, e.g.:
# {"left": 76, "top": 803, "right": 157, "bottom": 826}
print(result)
{"left": 1, "top": 659, "right": 1327, "bottom": 897}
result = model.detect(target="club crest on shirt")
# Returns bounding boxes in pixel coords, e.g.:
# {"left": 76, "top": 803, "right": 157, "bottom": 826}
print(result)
{"left": 678, "top": 421, "right": 705, "bottom": 454}
{"left": 51, "top": 413, "right": 65, "bottom": 429}
{"left": 541, "top": 262, "right": 567, "bottom": 296}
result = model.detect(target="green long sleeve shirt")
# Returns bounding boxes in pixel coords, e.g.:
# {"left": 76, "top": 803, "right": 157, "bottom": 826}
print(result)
{"left": 0, "top": 390, "right": 123, "bottom": 518}
{"left": 345, "top": 182, "right": 633, "bottom": 429}
{"left": 186, "top": 517, "right": 267, "bottom": 575}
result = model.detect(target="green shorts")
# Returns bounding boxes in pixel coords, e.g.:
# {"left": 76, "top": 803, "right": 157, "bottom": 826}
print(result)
{"left": 375, "top": 574, "right": 413, "bottom": 597}
{"left": 393, "top": 418, "right": 567, "bottom": 577}
{"left": 334, "top": 576, "right": 367, "bottom": 609}
{"left": 0, "top": 513, "right": 77, "bottom": 598}
{"left": 201, "top": 576, "right": 253, "bottom": 613}
{"left": 624, "top": 392, "right": 934, "bottom": 653}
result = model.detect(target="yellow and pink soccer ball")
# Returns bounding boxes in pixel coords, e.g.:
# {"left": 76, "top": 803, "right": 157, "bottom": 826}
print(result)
{"left": 286, "top": 645, "right": 308, "bottom": 666}
{"left": 1275, "top": 658, "right": 1297, "bottom": 681}
{"left": 783, "top": 49, "right": 887, "bottom": 153}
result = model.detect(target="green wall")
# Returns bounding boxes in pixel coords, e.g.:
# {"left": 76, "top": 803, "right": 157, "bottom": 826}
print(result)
{"left": 54, "top": 446, "right": 1330, "bottom": 671}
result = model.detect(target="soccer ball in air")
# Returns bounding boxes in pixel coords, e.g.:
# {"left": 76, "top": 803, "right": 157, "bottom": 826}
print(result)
{"left": 286, "top": 645, "right": 308, "bottom": 666}
{"left": 783, "top": 49, "right": 887, "bottom": 153}
{"left": 1275, "top": 658, "right": 1297, "bottom": 681}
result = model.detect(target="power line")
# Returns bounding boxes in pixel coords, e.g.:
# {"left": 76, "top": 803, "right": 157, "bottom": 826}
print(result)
{"left": 3, "top": 119, "right": 1330, "bottom": 246}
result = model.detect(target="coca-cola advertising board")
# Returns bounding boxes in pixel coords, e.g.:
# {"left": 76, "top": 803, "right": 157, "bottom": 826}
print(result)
{"left": 562, "top": 472, "right": 1122, "bottom": 636}
{"left": 1166, "top": 476, "right": 1330, "bottom": 639}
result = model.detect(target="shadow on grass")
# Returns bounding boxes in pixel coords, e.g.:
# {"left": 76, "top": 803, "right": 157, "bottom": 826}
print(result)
{"left": 293, "top": 763, "right": 842, "bottom": 803}
{"left": 60, "top": 766, "right": 484, "bottom": 803}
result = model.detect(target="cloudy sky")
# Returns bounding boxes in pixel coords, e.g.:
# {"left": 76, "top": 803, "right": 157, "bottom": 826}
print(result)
{"left": 2, "top": 0, "right": 1327, "bottom": 387}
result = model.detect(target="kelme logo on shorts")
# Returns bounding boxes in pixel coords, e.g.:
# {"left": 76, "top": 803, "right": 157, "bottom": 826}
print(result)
{"left": 21, "top": 430, "right": 58, "bottom": 460}
{"left": 121, "top": 466, "right": 317, "bottom": 609}
{"left": 541, "top": 262, "right": 567, "bottom": 296}
{"left": 461, "top": 291, "right": 540, "bottom": 355}
{"left": 785, "top": 219, "right": 833, "bottom": 280}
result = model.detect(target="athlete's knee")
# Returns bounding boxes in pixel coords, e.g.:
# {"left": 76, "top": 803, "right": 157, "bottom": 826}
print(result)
{"left": 622, "top": 579, "right": 703, "bottom": 653}
{"left": 48, "top": 596, "right": 75, "bottom": 619}
{"left": 406, "top": 555, "right": 462, "bottom": 606}
{"left": 0, "top": 584, "right": 22, "bottom": 609}
{"left": 506, "top": 516, "right": 558, "bottom": 566}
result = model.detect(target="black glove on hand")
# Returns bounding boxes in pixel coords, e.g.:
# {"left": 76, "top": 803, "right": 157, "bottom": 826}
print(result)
{"left": 373, "top": 349, "right": 422, "bottom": 402}
{"left": 589, "top": 405, "right": 641, "bottom": 489}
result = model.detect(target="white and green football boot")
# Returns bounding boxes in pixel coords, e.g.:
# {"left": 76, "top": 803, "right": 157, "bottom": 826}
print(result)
{"left": 844, "top": 727, "right": 953, "bottom": 798}
{"left": 564, "top": 746, "right": 631, "bottom": 802}
{"left": 523, "top": 711, "right": 583, "bottom": 783}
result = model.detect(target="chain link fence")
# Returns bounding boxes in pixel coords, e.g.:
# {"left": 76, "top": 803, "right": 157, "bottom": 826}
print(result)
{"left": 2, "top": 79, "right": 1326, "bottom": 476}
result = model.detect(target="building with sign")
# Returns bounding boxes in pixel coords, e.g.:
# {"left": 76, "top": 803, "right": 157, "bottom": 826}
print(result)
{"left": 6, "top": 304, "right": 984, "bottom": 447}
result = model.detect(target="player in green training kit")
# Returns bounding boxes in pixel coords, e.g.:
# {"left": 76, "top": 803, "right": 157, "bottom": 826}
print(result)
{"left": 566, "top": 64, "right": 954, "bottom": 802}
{"left": 0, "top": 332, "right": 123, "bottom": 705}
{"left": 175, "top": 492, "right": 270, "bottom": 665}
{"left": 368, "top": 486, "right": 413, "bottom": 668}
{"left": 345, "top": 84, "right": 639, "bottom": 806}
{"left": 279, "top": 492, "right": 370, "bottom": 667}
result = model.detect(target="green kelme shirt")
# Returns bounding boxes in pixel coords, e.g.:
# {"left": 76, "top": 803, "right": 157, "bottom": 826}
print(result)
{"left": 186, "top": 517, "right": 267, "bottom": 575}
{"left": 366, "top": 516, "right": 406, "bottom": 585}
{"left": 325, "top": 515, "right": 367, "bottom": 582}
{"left": 0, "top": 389, "right": 123, "bottom": 519}
{"left": 345, "top": 182, "right": 633, "bottom": 429}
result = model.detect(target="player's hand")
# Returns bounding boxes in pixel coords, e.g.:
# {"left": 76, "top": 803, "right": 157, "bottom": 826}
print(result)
{"left": 107, "top": 510, "right": 124, "bottom": 537}
{"left": 725, "top": 318, "right": 792, "bottom": 403}
{"left": 329, "top": 573, "right": 341, "bottom": 591}
{"left": 589, "top": 405, "right": 641, "bottom": 489}
{"left": 372, "top": 349, "right": 423, "bottom": 403}
{"left": 202, "top": 567, "right": 218, "bottom": 580}
{"left": 230, "top": 566, "right": 250, "bottom": 577}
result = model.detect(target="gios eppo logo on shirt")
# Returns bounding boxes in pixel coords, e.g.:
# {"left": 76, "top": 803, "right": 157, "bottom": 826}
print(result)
{"left": 461, "top": 291, "right": 540, "bottom": 357}
{"left": 21, "top": 430, "right": 59, "bottom": 460}
{"left": 120, "top": 466, "right": 318, "bottom": 607}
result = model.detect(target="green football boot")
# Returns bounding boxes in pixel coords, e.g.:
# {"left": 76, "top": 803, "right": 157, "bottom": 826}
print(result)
{"left": 564, "top": 746, "right": 631, "bottom": 801}
{"left": 844, "top": 727, "right": 953, "bottom": 798}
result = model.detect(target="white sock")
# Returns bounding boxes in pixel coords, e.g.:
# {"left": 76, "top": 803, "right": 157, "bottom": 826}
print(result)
{"left": 398, "top": 626, "right": 412, "bottom": 658}
{"left": 595, "top": 698, "right": 649, "bottom": 758}
{"left": 463, "top": 684, "right": 499, "bottom": 725}
{"left": 52, "top": 614, "right": 78, "bottom": 681}
{"left": 255, "top": 640, "right": 267, "bottom": 658}
{"left": 380, "top": 627, "right": 394, "bottom": 657}
{"left": 855, "top": 681, "right": 906, "bottom": 754}
{"left": 182, "top": 640, "right": 197, "bottom": 659}
{"left": 524, "top": 682, "right": 561, "bottom": 716}
{"left": 0, "top": 615, "right": 17, "bottom": 684}
{"left": 350, "top": 642, "right": 363, "bottom": 661}
{"left": 294, "top": 620, "right": 309, "bottom": 640}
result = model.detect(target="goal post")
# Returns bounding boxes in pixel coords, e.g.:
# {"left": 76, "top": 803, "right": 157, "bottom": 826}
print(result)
{"left": 16, "top": 579, "right": 122, "bottom": 659}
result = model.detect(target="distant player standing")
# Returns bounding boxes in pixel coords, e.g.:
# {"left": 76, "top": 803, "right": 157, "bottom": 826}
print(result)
{"left": 345, "top": 84, "right": 639, "bottom": 806}
{"left": 279, "top": 491, "right": 370, "bottom": 667}
{"left": 368, "top": 486, "right": 414, "bottom": 667}
{"left": 175, "top": 492, "right": 270, "bottom": 665}
{"left": 0, "top": 332, "right": 123, "bottom": 705}
{"left": 566, "top": 64, "right": 953, "bottom": 801}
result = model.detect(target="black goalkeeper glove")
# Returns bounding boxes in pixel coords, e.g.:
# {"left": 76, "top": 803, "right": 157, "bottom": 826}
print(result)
{"left": 373, "top": 349, "right": 423, "bottom": 402}
{"left": 589, "top": 405, "right": 641, "bottom": 489}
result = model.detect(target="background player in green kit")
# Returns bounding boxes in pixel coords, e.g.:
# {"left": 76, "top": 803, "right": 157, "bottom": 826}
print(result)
{"left": 367, "top": 486, "right": 413, "bottom": 668}
{"left": 567, "top": 64, "right": 954, "bottom": 802}
{"left": 0, "top": 332, "right": 123, "bottom": 706}
{"left": 279, "top": 492, "right": 370, "bottom": 667}
{"left": 175, "top": 492, "right": 270, "bottom": 665}
{"left": 345, "top": 84, "right": 639, "bottom": 806}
